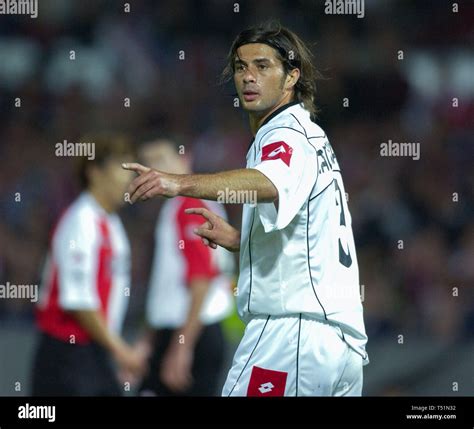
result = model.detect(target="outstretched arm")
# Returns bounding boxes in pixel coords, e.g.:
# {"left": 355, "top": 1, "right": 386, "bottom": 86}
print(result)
{"left": 122, "top": 163, "right": 278, "bottom": 204}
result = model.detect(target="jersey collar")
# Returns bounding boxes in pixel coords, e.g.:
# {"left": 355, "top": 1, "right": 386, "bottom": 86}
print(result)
{"left": 259, "top": 100, "right": 301, "bottom": 129}
{"left": 247, "top": 100, "right": 302, "bottom": 152}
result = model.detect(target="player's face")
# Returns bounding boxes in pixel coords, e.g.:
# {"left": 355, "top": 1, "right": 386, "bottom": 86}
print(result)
{"left": 141, "top": 143, "right": 182, "bottom": 174}
{"left": 99, "top": 156, "right": 134, "bottom": 208}
{"left": 233, "top": 43, "right": 289, "bottom": 116}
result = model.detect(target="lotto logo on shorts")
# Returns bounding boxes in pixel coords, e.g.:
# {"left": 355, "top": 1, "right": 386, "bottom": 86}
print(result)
{"left": 261, "top": 141, "right": 293, "bottom": 166}
{"left": 247, "top": 366, "right": 287, "bottom": 396}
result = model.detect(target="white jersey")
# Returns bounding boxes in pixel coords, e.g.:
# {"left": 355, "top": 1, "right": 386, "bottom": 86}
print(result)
{"left": 237, "top": 102, "right": 368, "bottom": 361}
{"left": 37, "top": 192, "right": 131, "bottom": 342}
{"left": 146, "top": 197, "right": 234, "bottom": 328}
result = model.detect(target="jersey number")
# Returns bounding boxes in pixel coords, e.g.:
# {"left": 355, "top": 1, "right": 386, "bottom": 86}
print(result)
{"left": 334, "top": 178, "right": 352, "bottom": 268}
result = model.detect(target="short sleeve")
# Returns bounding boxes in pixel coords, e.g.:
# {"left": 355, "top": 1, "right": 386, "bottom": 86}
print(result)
{"left": 253, "top": 128, "right": 318, "bottom": 232}
{"left": 176, "top": 198, "right": 219, "bottom": 285}
{"left": 54, "top": 213, "right": 100, "bottom": 310}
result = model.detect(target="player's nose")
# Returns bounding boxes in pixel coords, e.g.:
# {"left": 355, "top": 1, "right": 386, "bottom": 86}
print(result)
{"left": 243, "top": 69, "right": 256, "bottom": 83}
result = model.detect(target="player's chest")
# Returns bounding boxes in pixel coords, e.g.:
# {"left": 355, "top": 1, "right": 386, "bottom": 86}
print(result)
{"left": 97, "top": 220, "right": 130, "bottom": 278}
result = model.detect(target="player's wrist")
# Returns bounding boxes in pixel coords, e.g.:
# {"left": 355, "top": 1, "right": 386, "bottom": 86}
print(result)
{"left": 175, "top": 174, "right": 196, "bottom": 198}
{"left": 109, "top": 337, "right": 128, "bottom": 360}
{"left": 173, "top": 329, "right": 197, "bottom": 349}
{"left": 228, "top": 229, "right": 241, "bottom": 252}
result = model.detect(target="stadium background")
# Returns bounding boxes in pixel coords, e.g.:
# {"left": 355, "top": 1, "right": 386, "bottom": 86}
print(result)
{"left": 0, "top": 0, "right": 473, "bottom": 396}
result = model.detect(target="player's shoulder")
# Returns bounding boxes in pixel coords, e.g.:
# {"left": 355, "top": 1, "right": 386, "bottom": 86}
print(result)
{"left": 203, "top": 200, "right": 228, "bottom": 219}
{"left": 256, "top": 103, "right": 326, "bottom": 145}
{"left": 174, "top": 197, "right": 229, "bottom": 228}
{"left": 176, "top": 197, "right": 227, "bottom": 217}
{"left": 176, "top": 196, "right": 207, "bottom": 211}
{"left": 173, "top": 196, "right": 208, "bottom": 225}
{"left": 54, "top": 193, "right": 100, "bottom": 240}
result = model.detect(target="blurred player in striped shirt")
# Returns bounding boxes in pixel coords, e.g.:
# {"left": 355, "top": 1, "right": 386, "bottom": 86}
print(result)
{"left": 136, "top": 140, "right": 234, "bottom": 396}
{"left": 32, "top": 134, "right": 147, "bottom": 396}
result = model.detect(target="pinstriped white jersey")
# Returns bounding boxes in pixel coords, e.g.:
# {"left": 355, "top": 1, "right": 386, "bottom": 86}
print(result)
{"left": 237, "top": 102, "right": 368, "bottom": 361}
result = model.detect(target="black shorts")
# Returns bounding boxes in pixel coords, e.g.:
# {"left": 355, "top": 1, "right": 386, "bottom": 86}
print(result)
{"left": 31, "top": 332, "right": 121, "bottom": 396}
{"left": 139, "top": 322, "right": 225, "bottom": 396}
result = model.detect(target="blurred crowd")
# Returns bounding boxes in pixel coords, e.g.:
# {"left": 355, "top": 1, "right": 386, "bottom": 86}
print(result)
{"left": 0, "top": 0, "right": 473, "bottom": 347}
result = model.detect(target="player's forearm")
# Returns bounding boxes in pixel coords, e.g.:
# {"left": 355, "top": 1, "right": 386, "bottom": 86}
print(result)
{"left": 176, "top": 279, "right": 210, "bottom": 348}
{"left": 69, "top": 309, "right": 125, "bottom": 355}
{"left": 177, "top": 169, "right": 278, "bottom": 203}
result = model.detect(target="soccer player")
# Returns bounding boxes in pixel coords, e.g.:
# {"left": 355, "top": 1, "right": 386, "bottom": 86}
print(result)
{"left": 32, "top": 134, "right": 146, "bottom": 396}
{"left": 136, "top": 139, "right": 234, "bottom": 396}
{"left": 123, "top": 22, "right": 369, "bottom": 396}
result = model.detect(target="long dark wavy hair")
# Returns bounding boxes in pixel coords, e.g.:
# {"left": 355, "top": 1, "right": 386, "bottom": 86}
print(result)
{"left": 221, "top": 21, "right": 323, "bottom": 118}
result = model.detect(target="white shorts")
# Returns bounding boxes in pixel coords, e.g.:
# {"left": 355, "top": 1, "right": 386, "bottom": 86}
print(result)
{"left": 222, "top": 314, "right": 364, "bottom": 396}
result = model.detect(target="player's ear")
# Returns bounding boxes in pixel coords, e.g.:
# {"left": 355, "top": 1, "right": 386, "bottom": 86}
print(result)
{"left": 285, "top": 68, "right": 300, "bottom": 90}
{"left": 87, "top": 164, "right": 101, "bottom": 188}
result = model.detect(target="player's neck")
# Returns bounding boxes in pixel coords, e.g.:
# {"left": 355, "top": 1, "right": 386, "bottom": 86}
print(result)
{"left": 89, "top": 188, "right": 115, "bottom": 214}
{"left": 248, "top": 94, "right": 295, "bottom": 136}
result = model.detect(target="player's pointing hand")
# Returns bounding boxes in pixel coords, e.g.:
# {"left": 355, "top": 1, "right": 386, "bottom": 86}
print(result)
{"left": 122, "top": 162, "right": 151, "bottom": 175}
{"left": 122, "top": 162, "right": 180, "bottom": 203}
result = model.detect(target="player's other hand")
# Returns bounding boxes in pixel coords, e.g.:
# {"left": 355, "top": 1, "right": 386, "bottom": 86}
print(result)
{"left": 122, "top": 162, "right": 180, "bottom": 203}
{"left": 113, "top": 342, "right": 148, "bottom": 381}
{"left": 185, "top": 207, "right": 241, "bottom": 252}
{"left": 117, "top": 339, "right": 152, "bottom": 386}
{"left": 160, "top": 339, "right": 194, "bottom": 393}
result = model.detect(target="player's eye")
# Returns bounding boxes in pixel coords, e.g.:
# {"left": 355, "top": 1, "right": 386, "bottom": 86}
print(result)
{"left": 235, "top": 64, "right": 245, "bottom": 72}
{"left": 258, "top": 64, "right": 268, "bottom": 70}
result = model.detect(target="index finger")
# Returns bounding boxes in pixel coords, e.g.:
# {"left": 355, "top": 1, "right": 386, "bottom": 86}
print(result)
{"left": 184, "top": 207, "right": 216, "bottom": 222}
{"left": 122, "top": 162, "right": 151, "bottom": 175}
